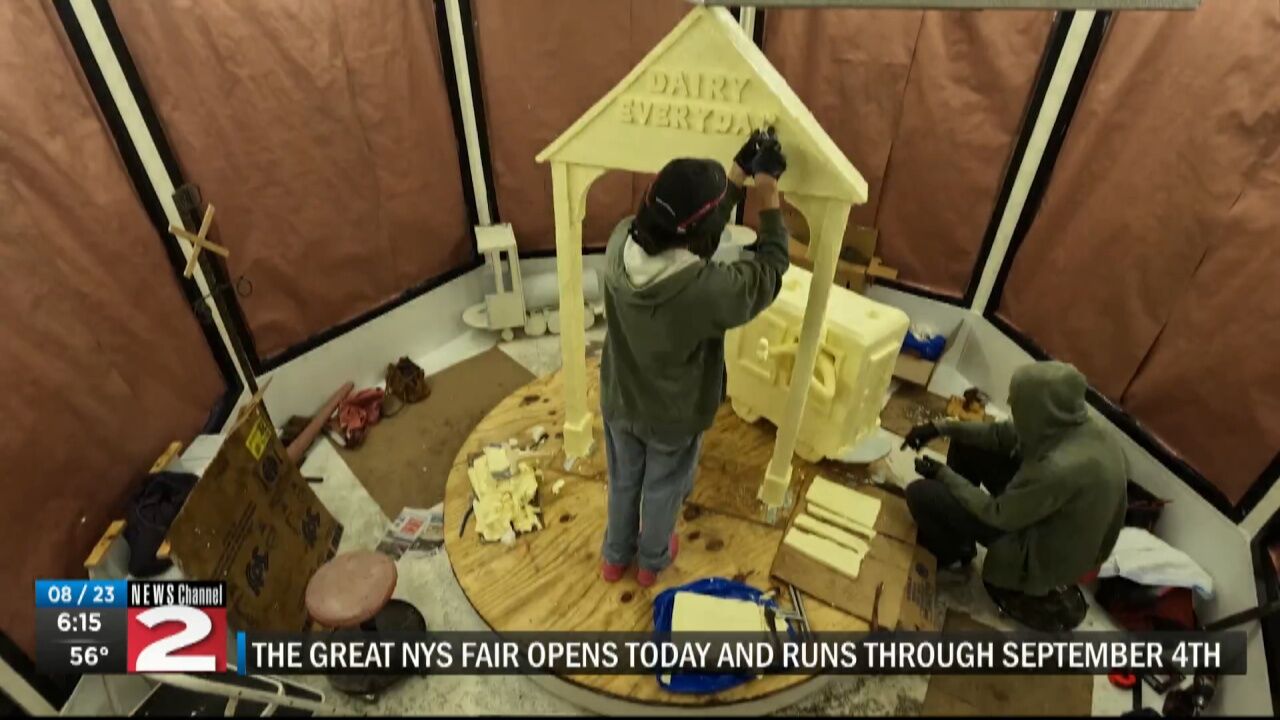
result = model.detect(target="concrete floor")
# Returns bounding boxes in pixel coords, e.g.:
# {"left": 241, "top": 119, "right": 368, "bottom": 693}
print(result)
{"left": 291, "top": 330, "right": 1134, "bottom": 716}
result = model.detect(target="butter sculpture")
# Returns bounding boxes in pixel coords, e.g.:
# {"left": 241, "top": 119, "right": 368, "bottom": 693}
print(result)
{"left": 794, "top": 513, "right": 871, "bottom": 556}
{"left": 807, "top": 503, "right": 877, "bottom": 541}
{"left": 672, "top": 592, "right": 768, "bottom": 633}
{"left": 805, "top": 476, "right": 883, "bottom": 528}
{"left": 783, "top": 528, "right": 866, "bottom": 579}
{"left": 537, "top": 6, "right": 868, "bottom": 513}
{"left": 468, "top": 444, "right": 542, "bottom": 543}
{"left": 726, "top": 267, "right": 908, "bottom": 464}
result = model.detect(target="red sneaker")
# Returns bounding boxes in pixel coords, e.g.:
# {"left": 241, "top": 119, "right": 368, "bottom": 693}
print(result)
{"left": 636, "top": 568, "right": 658, "bottom": 587}
{"left": 601, "top": 561, "right": 627, "bottom": 583}
{"left": 670, "top": 533, "right": 680, "bottom": 562}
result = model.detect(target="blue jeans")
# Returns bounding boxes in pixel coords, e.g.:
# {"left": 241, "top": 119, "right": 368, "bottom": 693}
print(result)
{"left": 602, "top": 418, "right": 703, "bottom": 572}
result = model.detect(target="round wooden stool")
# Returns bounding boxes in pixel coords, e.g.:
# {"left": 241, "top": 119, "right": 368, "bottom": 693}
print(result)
{"left": 306, "top": 551, "right": 425, "bottom": 700}
{"left": 306, "top": 551, "right": 398, "bottom": 630}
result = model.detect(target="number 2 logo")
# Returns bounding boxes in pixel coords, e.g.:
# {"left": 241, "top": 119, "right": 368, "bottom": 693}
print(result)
{"left": 128, "top": 606, "right": 226, "bottom": 673}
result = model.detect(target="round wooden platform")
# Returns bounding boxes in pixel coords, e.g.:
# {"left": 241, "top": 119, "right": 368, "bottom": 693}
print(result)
{"left": 443, "top": 356, "right": 870, "bottom": 713}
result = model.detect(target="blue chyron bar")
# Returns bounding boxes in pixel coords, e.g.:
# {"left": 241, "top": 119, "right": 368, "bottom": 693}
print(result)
{"left": 689, "top": 1, "right": 1200, "bottom": 9}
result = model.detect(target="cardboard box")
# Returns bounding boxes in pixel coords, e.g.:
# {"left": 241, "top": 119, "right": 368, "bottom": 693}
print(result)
{"left": 893, "top": 317, "right": 966, "bottom": 388}
{"left": 784, "top": 210, "right": 897, "bottom": 294}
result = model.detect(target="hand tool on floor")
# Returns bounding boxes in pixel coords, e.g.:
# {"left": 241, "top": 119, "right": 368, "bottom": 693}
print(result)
{"left": 787, "top": 583, "right": 812, "bottom": 639}
{"left": 459, "top": 494, "right": 476, "bottom": 538}
{"left": 870, "top": 581, "right": 884, "bottom": 631}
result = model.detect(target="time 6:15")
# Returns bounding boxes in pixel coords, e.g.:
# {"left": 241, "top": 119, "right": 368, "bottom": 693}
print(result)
{"left": 57, "top": 611, "right": 102, "bottom": 633}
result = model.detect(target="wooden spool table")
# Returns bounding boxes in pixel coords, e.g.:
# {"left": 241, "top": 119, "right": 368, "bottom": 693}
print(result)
{"left": 443, "top": 357, "right": 871, "bottom": 714}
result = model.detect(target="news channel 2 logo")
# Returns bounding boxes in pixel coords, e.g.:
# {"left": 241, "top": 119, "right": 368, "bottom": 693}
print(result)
{"left": 36, "top": 580, "right": 228, "bottom": 673}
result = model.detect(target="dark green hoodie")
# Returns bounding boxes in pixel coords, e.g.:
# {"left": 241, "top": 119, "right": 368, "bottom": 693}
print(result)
{"left": 937, "top": 362, "right": 1128, "bottom": 595}
{"left": 599, "top": 183, "right": 789, "bottom": 442}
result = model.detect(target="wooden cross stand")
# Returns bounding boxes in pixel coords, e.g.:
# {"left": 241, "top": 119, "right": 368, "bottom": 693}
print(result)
{"left": 169, "top": 204, "right": 229, "bottom": 277}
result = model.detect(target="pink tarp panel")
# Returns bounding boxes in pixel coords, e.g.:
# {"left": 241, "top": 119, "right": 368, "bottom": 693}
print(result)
{"left": 762, "top": 9, "right": 1048, "bottom": 295}
{"left": 112, "top": 0, "right": 473, "bottom": 359}
{"left": 764, "top": 8, "right": 924, "bottom": 230}
{"left": 998, "top": 1, "right": 1280, "bottom": 504}
{"left": 0, "top": 3, "right": 223, "bottom": 654}
{"left": 472, "top": 0, "right": 689, "bottom": 252}
{"left": 874, "top": 11, "right": 1051, "bottom": 295}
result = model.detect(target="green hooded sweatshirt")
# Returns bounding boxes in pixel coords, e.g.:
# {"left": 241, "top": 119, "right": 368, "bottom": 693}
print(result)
{"left": 936, "top": 362, "right": 1128, "bottom": 596}
{"left": 599, "top": 183, "right": 789, "bottom": 442}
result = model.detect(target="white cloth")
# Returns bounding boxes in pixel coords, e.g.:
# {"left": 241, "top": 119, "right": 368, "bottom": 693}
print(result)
{"left": 1098, "top": 527, "right": 1214, "bottom": 598}
{"left": 622, "top": 236, "right": 699, "bottom": 288}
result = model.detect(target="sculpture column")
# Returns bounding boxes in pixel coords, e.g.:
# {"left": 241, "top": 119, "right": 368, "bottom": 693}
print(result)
{"left": 551, "top": 162, "right": 606, "bottom": 461}
{"left": 758, "top": 196, "right": 852, "bottom": 515}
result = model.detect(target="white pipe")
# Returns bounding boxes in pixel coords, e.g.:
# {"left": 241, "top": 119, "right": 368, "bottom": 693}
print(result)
{"left": 142, "top": 674, "right": 336, "bottom": 716}
{"left": 68, "top": 0, "right": 252, "bottom": 391}
{"left": 968, "top": 10, "right": 1096, "bottom": 313}
{"left": 444, "top": 0, "right": 493, "bottom": 226}
{"left": 739, "top": 6, "right": 758, "bottom": 40}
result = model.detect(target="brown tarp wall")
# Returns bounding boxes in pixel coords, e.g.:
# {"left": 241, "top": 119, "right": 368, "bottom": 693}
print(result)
{"left": 759, "top": 9, "right": 1051, "bottom": 295}
{"left": 471, "top": 0, "right": 690, "bottom": 253}
{"left": 112, "top": 0, "right": 473, "bottom": 361}
{"left": 476, "top": 2, "right": 1049, "bottom": 283}
{"left": 998, "top": 0, "right": 1280, "bottom": 505}
{"left": 0, "top": 3, "right": 224, "bottom": 654}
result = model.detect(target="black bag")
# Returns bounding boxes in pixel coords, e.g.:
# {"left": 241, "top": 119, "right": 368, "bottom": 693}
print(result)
{"left": 124, "top": 471, "right": 198, "bottom": 577}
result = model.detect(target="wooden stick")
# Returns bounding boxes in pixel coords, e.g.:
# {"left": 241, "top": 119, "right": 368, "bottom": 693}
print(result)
{"left": 287, "top": 382, "right": 354, "bottom": 464}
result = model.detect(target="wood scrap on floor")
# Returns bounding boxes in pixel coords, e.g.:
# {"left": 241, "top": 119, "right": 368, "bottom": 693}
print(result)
{"left": 946, "top": 387, "right": 989, "bottom": 422}
{"left": 923, "top": 612, "right": 1093, "bottom": 716}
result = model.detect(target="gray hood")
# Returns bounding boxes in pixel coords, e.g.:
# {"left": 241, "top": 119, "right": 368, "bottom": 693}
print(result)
{"left": 1008, "top": 361, "right": 1089, "bottom": 460}
{"left": 605, "top": 220, "right": 703, "bottom": 308}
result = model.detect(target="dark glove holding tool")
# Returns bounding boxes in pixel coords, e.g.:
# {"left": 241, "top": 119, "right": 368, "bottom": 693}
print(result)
{"left": 915, "top": 456, "right": 943, "bottom": 480}
{"left": 751, "top": 127, "right": 787, "bottom": 179}
{"left": 733, "top": 129, "right": 768, "bottom": 176}
{"left": 902, "top": 422, "right": 941, "bottom": 451}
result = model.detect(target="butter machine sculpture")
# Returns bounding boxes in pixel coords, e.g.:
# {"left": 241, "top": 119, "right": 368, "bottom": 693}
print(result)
{"left": 537, "top": 6, "right": 870, "bottom": 514}
{"left": 726, "top": 266, "right": 908, "bottom": 464}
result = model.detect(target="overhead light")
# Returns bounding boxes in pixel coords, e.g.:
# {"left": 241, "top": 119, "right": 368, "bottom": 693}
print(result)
{"left": 688, "top": 1, "right": 1200, "bottom": 9}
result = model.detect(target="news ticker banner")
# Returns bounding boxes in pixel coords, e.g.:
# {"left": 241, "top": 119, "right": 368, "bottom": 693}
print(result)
{"left": 38, "top": 580, "right": 1245, "bottom": 677}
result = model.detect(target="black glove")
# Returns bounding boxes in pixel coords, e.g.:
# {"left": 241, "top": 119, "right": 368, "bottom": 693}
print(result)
{"left": 733, "top": 130, "right": 767, "bottom": 175}
{"left": 902, "top": 422, "right": 941, "bottom": 451}
{"left": 751, "top": 127, "right": 787, "bottom": 179}
{"left": 915, "top": 456, "right": 943, "bottom": 480}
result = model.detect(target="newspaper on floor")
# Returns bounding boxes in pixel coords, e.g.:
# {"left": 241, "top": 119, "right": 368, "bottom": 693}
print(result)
{"left": 376, "top": 504, "right": 444, "bottom": 559}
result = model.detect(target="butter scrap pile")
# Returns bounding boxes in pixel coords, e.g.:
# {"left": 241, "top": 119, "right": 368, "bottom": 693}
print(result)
{"left": 782, "top": 475, "right": 881, "bottom": 579}
{"left": 468, "top": 444, "right": 543, "bottom": 542}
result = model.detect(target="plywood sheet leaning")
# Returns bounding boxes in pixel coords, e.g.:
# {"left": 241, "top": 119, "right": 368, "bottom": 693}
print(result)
{"left": 167, "top": 404, "right": 343, "bottom": 632}
{"left": 536, "top": 6, "right": 867, "bottom": 517}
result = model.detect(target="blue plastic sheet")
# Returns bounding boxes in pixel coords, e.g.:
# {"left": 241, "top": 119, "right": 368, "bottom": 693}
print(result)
{"left": 651, "top": 577, "right": 792, "bottom": 695}
{"left": 903, "top": 330, "right": 947, "bottom": 361}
